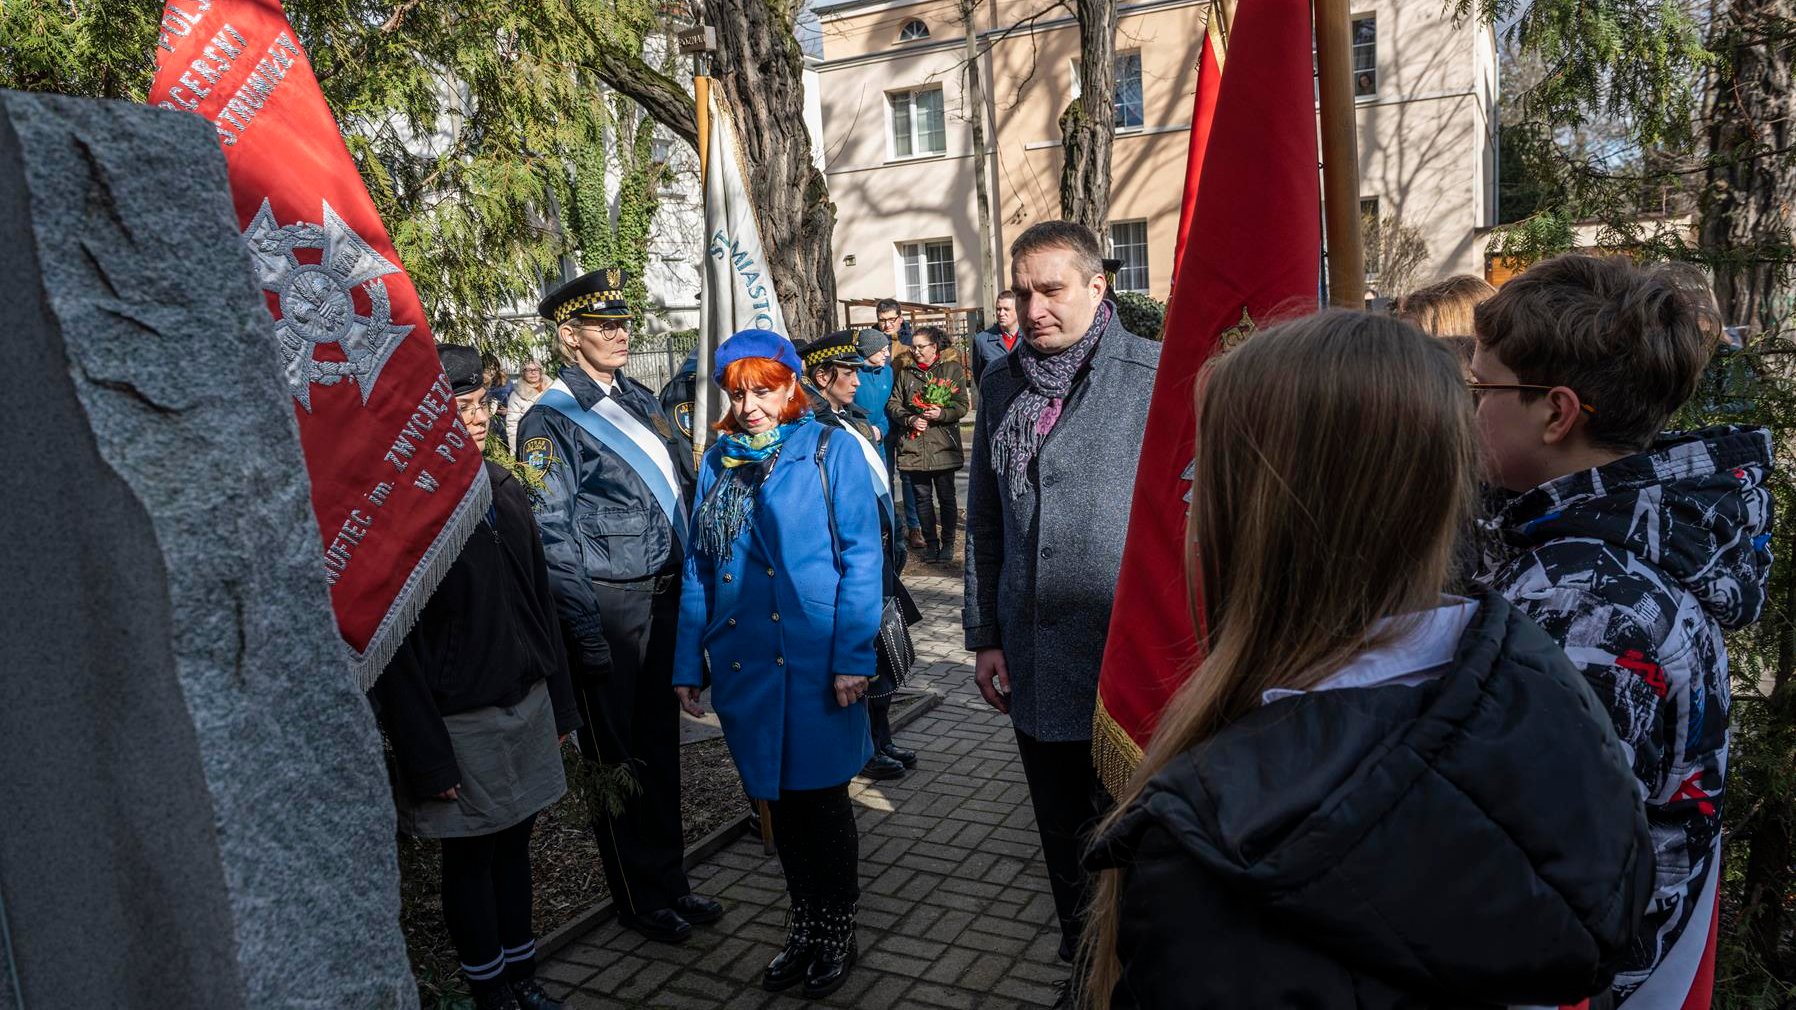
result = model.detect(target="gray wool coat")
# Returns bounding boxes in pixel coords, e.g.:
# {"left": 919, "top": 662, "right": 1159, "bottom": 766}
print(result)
{"left": 962, "top": 313, "right": 1160, "bottom": 742}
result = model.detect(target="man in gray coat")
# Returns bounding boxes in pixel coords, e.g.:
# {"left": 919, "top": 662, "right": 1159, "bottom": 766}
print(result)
{"left": 963, "top": 221, "right": 1160, "bottom": 968}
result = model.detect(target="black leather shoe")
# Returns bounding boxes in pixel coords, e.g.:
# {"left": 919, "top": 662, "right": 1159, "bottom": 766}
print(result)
{"left": 619, "top": 907, "right": 692, "bottom": 944}
{"left": 801, "top": 937, "right": 857, "bottom": 999}
{"left": 762, "top": 938, "right": 815, "bottom": 991}
{"left": 859, "top": 752, "right": 905, "bottom": 781}
{"left": 473, "top": 986, "right": 522, "bottom": 1010}
{"left": 509, "top": 978, "right": 564, "bottom": 1010}
{"left": 674, "top": 893, "right": 725, "bottom": 926}
{"left": 880, "top": 743, "right": 918, "bottom": 769}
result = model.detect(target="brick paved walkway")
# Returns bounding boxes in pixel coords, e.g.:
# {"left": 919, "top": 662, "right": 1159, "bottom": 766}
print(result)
{"left": 537, "top": 560, "right": 1071, "bottom": 1009}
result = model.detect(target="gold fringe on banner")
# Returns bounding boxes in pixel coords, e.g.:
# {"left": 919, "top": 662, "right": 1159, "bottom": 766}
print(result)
{"left": 1091, "top": 701, "right": 1146, "bottom": 799}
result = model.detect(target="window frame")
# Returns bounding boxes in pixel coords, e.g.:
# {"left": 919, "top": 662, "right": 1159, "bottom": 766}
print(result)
{"left": 1108, "top": 220, "right": 1151, "bottom": 293}
{"left": 1067, "top": 52, "right": 1147, "bottom": 131}
{"left": 1351, "top": 15, "right": 1376, "bottom": 98}
{"left": 1114, "top": 50, "right": 1145, "bottom": 131}
{"left": 887, "top": 85, "right": 947, "bottom": 161}
{"left": 897, "top": 239, "right": 958, "bottom": 305}
{"left": 897, "top": 18, "right": 930, "bottom": 42}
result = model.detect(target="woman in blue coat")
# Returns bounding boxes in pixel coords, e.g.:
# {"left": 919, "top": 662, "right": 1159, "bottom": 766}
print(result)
{"left": 672, "top": 330, "right": 883, "bottom": 999}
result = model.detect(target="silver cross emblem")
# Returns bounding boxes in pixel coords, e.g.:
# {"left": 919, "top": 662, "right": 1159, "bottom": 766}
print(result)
{"left": 242, "top": 198, "right": 413, "bottom": 412}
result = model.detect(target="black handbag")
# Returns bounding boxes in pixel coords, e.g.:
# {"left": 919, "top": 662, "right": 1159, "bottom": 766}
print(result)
{"left": 815, "top": 427, "right": 920, "bottom": 691}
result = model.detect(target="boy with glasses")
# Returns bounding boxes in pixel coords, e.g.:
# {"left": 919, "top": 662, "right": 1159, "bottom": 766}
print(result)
{"left": 1472, "top": 255, "right": 1774, "bottom": 1009}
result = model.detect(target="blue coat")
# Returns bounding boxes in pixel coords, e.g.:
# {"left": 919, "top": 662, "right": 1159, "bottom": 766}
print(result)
{"left": 673, "top": 420, "right": 882, "bottom": 799}
{"left": 853, "top": 361, "right": 896, "bottom": 442}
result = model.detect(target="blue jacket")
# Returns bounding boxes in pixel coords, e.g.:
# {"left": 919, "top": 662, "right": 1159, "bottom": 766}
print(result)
{"left": 673, "top": 419, "right": 882, "bottom": 798}
{"left": 853, "top": 361, "right": 896, "bottom": 442}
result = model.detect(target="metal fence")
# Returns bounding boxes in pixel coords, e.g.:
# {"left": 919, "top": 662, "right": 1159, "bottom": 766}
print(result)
{"left": 627, "top": 329, "right": 699, "bottom": 395}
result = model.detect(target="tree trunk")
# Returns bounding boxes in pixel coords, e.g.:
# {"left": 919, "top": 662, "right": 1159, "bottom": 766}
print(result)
{"left": 962, "top": 0, "right": 998, "bottom": 311}
{"left": 1058, "top": 0, "right": 1117, "bottom": 232}
{"left": 707, "top": 0, "right": 839, "bottom": 338}
{"left": 1700, "top": 0, "right": 1796, "bottom": 334}
{"left": 581, "top": 2, "right": 837, "bottom": 339}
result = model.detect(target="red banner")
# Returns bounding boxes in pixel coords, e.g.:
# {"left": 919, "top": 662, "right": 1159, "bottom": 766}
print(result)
{"left": 1170, "top": 6, "right": 1225, "bottom": 285}
{"left": 149, "top": 0, "right": 488, "bottom": 688}
{"left": 1093, "top": 0, "right": 1322, "bottom": 791}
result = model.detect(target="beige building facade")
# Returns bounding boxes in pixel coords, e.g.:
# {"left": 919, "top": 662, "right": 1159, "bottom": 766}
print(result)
{"left": 812, "top": 0, "right": 1498, "bottom": 314}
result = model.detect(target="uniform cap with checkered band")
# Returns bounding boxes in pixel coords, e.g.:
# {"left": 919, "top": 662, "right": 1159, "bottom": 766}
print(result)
{"left": 538, "top": 267, "right": 632, "bottom": 324}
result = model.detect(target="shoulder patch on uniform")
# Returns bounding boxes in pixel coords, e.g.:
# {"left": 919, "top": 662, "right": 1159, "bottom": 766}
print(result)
{"left": 521, "top": 436, "right": 557, "bottom": 472}
{"left": 674, "top": 401, "right": 694, "bottom": 438}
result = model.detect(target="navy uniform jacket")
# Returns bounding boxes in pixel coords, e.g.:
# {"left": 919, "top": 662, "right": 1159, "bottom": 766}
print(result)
{"left": 517, "top": 366, "right": 696, "bottom": 671}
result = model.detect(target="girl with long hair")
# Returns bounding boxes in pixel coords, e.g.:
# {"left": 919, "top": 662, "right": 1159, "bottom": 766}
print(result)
{"left": 671, "top": 330, "right": 883, "bottom": 999}
{"left": 1081, "top": 311, "right": 1650, "bottom": 1008}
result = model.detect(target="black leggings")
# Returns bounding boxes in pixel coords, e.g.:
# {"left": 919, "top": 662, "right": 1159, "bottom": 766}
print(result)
{"left": 905, "top": 468, "right": 958, "bottom": 552}
{"left": 440, "top": 812, "right": 540, "bottom": 994}
{"left": 769, "top": 784, "right": 860, "bottom": 906}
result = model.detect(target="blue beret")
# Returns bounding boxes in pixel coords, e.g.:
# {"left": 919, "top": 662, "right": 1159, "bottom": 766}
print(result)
{"left": 713, "top": 329, "right": 803, "bottom": 386}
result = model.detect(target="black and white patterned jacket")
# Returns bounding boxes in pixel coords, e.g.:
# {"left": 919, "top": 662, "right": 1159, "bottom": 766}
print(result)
{"left": 1480, "top": 426, "right": 1773, "bottom": 1006}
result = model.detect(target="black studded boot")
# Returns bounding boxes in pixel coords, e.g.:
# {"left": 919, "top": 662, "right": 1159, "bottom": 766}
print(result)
{"left": 801, "top": 900, "right": 857, "bottom": 999}
{"left": 762, "top": 895, "right": 817, "bottom": 992}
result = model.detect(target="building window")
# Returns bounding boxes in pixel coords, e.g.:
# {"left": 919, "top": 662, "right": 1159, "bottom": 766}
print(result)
{"left": 1352, "top": 16, "right": 1376, "bottom": 97}
{"left": 898, "top": 19, "right": 930, "bottom": 42}
{"left": 1360, "top": 197, "right": 1381, "bottom": 276}
{"left": 1109, "top": 221, "right": 1150, "bottom": 292}
{"left": 899, "top": 240, "right": 957, "bottom": 304}
{"left": 1068, "top": 53, "right": 1146, "bottom": 129}
{"left": 889, "top": 87, "right": 946, "bottom": 159}
{"left": 1115, "top": 51, "right": 1144, "bottom": 129}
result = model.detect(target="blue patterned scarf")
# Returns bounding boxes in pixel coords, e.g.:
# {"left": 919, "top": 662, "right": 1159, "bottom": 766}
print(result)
{"left": 695, "top": 413, "right": 814, "bottom": 560}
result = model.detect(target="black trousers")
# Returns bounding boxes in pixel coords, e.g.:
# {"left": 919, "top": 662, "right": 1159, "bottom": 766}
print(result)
{"left": 904, "top": 468, "right": 959, "bottom": 551}
{"left": 575, "top": 580, "right": 690, "bottom": 916}
{"left": 1013, "top": 729, "right": 1112, "bottom": 956}
{"left": 769, "top": 784, "right": 860, "bottom": 906}
{"left": 441, "top": 812, "right": 539, "bottom": 995}
{"left": 869, "top": 694, "right": 894, "bottom": 751}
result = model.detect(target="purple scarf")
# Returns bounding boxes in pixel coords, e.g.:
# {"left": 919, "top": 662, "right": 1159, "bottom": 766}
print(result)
{"left": 989, "top": 301, "right": 1111, "bottom": 499}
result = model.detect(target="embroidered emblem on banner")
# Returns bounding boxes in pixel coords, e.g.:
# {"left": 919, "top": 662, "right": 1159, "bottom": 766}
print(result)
{"left": 244, "top": 197, "right": 414, "bottom": 412}
{"left": 1218, "top": 306, "right": 1257, "bottom": 352}
{"left": 521, "top": 437, "right": 557, "bottom": 473}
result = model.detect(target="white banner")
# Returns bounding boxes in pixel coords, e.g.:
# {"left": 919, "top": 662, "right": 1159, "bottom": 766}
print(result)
{"left": 694, "top": 82, "right": 789, "bottom": 447}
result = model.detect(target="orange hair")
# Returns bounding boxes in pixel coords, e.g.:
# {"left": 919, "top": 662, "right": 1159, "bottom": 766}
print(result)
{"left": 714, "top": 357, "right": 807, "bottom": 433}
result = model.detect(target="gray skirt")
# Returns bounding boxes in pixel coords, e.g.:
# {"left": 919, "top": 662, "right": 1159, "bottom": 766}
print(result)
{"left": 396, "top": 679, "right": 567, "bottom": 839}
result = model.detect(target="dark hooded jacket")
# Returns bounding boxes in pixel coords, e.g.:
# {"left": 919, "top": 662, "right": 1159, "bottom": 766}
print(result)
{"left": 1479, "top": 425, "right": 1774, "bottom": 1002}
{"left": 1086, "top": 592, "right": 1652, "bottom": 1009}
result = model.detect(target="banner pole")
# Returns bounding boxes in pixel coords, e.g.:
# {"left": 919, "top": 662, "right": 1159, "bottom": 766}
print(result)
{"left": 693, "top": 76, "right": 712, "bottom": 469}
{"left": 1313, "top": 0, "right": 1364, "bottom": 308}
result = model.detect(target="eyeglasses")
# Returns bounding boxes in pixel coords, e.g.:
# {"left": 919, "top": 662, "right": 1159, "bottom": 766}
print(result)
{"left": 576, "top": 321, "right": 631, "bottom": 342}
{"left": 1467, "top": 382, "right": 1597, "bottom": 415}
{"left": 458, "top": 399, "right": 491, "bottom": 422}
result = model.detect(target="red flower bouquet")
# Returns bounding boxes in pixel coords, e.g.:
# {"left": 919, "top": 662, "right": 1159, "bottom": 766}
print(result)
{"left": 908, "top": 376, "right": 959, "bottom": 438}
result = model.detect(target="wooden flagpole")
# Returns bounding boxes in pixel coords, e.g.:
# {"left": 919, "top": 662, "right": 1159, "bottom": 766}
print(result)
{"left": 1313, "top": 0, "right": 1364, "bottom": 308}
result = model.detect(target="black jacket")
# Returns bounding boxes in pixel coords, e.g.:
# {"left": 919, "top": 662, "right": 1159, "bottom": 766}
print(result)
{"left": 1086, "top": 593, "right": 1652, "bottom": 1009}
{"left": 371, "top": 463, "right": 582, "bottom": 798}
{"left": 516, "top": 366, "right": 696, "bottom": 672}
